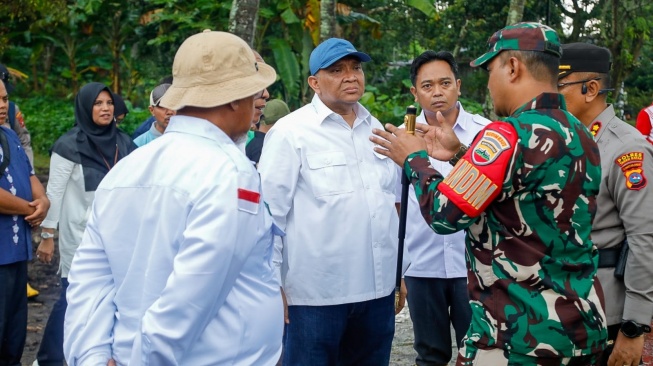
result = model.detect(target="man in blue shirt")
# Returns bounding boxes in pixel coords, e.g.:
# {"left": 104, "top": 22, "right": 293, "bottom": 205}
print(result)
{"left": 133, "top": 83, "right": 175, "bottom": 147}
{"left": 0, "top": 80, "right": 49, "bottom": 365}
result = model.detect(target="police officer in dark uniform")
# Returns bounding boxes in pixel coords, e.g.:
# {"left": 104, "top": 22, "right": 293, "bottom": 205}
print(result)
{"left": 558, "top": 43, "right": 653, "bottom": 366}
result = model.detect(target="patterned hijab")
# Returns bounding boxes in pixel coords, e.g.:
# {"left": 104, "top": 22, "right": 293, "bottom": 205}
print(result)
{"left": 52, "top": 82, "right": 135, "bottom": 191}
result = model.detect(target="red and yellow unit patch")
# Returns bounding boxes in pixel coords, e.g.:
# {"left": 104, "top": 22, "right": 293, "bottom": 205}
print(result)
{"left": 440, "top": 122, "right": 518, "bottom": 217}
{"left": 471, "top": 129, "right": 512, "bottom": 165}
{"left": 615, "top": 152, "right": 647, "bottom": 190}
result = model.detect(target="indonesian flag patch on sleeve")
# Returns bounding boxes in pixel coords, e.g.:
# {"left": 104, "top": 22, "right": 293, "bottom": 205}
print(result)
{"left": 615, "top": 152, "right": 647, "bottom": 190}
{"left": 438, "top": 122, "right": 518, "bottom": 217}
{"left": 238, "top": 188, "right": 261, "bottom": 214}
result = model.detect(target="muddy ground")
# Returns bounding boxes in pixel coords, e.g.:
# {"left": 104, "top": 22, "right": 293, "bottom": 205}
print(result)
{"left": 23, "top": 232, "right": 62, "bottom": 366}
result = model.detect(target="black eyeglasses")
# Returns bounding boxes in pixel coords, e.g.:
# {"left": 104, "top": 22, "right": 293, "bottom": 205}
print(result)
{"left": 557, "top": 77, "right": 601, "bottom": 89}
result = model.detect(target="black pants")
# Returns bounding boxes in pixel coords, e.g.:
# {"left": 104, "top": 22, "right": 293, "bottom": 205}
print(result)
{"left": 36, "top": 278, "right": 69, "bottom": 366}
{"left": 0, "top": 261, "right": 27, "bottom": 366}
{"left": 405, "top": 276, "right": 471, "bottom": 366}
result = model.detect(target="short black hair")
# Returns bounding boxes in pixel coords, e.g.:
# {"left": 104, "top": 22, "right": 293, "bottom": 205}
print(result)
{"left": 410, "top": 51, "right": 459, "bottom": 86}
{"left": 571, "top": 71, "right": 611, "bottom": 90}
{"left": 499, "top": 50, "right": 560, "bottom": 84}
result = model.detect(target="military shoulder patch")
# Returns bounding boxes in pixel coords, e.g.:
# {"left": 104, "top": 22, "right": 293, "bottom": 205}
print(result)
{"left": 615, "top": 152, "right": 647, "bottom": 190}
{"left": 471, "top": 129, "right": 512, "bottom": 165}
{"left": 439, "top": 122, "right": 518, "bottom": 217}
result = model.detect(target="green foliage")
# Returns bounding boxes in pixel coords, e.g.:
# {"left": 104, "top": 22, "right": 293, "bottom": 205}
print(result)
{"left": 269, "top": 38, "right": 301, "bottom": 104}
{"left": 13, "top": 96, "right": 75, "bottom": 154}
{"left": 407, "top": 0, "right": 437, "bottom": 19}
{"left": 360, "top": 68, "right": 415, "bottom": 126}
{"left": 1, "top": 0, "right": 652, "bottom": 136}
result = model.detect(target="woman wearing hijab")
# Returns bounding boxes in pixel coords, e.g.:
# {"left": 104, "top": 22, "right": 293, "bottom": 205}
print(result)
{"left": 32, "top": 82, "right": 135, "bottom": 366}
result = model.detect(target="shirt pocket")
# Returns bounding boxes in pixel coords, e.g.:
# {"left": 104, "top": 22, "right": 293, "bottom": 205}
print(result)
{"left": 373, "top": 151, "right": 398, "bottom": 194}
{"left": 306, "top": 151, "right": 354, "bottom": 197}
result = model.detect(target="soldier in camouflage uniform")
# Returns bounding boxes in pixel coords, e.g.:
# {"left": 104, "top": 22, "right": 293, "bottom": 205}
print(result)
{"left": 558, "top": 43, "right": 653, "bottom": 366}
{"left": 371, "top": 22, "right": 607, "bottom": 365}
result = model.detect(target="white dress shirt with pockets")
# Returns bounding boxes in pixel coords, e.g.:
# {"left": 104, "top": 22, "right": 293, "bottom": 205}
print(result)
{"left": 259, "top": 95, "right": 399, "bottom": 306}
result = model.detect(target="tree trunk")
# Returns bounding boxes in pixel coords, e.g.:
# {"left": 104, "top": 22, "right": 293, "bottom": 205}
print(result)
{"left": 228, "top": 0, "right": 260, "bottom": 46}
{"left": 110, "top": 14, "right": 122, "bottom": 95}
{"left": 506, "top": 0, "right": 525, "bottom": 26}
{"left": 483, "top": 0, "right": 525, "bottom": 119}
{"left": 452, "top": 20, "right": 469, "bottom": 58}
{"left": 320, "top": 0, "right": 336, "bottom": 42}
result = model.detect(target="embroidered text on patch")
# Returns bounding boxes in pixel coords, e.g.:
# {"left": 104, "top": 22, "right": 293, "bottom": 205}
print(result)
{"left": 442, "top": 159, "right": 499, "bottom": 209}
{"left": 471, "top": 130, "right": 511, "bottom": 165}
{"left": 437, "top": 121, "right": 517, "bottom": 217}
{"left": 615, "top": 152, "right": 647, "bottom": 190}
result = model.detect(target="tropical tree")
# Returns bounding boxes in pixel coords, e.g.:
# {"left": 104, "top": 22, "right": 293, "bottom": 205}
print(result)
{"left": 320, "top": 0, "right": 337, "bottom": 41}
{"left": 229, "top": 0, "right": 260, "bottom": 45}
{"left": 556, "top": 0, "right": 653, "bottom": 102}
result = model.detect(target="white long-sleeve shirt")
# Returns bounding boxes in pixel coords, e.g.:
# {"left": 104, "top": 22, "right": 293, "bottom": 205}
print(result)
{"left": 41, "top": 152, "right": 96, "bottom": 277}
{"left": 395, "top": 106, "right": 489, "bottom": 278}
{"left": 258, "top": 95, "right": 399, "bottom": 306}
{"left": 64, "top": 116, "right": 283, "bottom": 366}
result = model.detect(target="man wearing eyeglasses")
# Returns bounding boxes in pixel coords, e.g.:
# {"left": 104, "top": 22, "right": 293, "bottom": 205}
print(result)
{"left": 558, "top": 43, "right": 653, "bottom": 366}
{"left": 0, "top": 64, "right": 33, "bottom": 167}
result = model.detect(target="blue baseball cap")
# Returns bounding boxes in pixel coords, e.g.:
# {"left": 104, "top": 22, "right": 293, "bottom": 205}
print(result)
{"left": 309, "top": 38, "right": 371, "bottom": 75}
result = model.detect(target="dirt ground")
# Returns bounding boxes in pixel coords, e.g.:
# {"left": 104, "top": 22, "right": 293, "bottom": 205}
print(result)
{"left": 22, "top": 230, "right": 62, "bottom": 366}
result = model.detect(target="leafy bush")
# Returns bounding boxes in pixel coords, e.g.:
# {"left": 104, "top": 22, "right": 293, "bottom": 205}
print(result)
{"left": 13, "top": 96, "right": 75, "bottom": 154}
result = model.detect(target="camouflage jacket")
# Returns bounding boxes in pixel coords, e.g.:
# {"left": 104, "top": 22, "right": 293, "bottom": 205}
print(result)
{"left": 404, "top": 93, "right": 607, "bottom": 358}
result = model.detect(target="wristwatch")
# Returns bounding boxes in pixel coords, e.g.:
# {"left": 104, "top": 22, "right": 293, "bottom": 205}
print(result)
{"left": 40, "top": 231, "right": 54, "bottom": 240}
{"left": 620, "top": 320, "right": 652, "bottom": 338}
{"left": 449, "top": 144, "right": 469, "bottom": 167}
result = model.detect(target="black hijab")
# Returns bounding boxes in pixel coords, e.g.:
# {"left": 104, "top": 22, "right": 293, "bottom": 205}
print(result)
{"left": 112, "top": 93, "right": 128, "bottom": 119}
{"left": 52, "top": 82, "right": 136, "bottom": 191}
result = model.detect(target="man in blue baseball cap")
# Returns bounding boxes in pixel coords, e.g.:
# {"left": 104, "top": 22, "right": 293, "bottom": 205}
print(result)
{"left": 259, "top": 38, "right": 404, "bottom": 365}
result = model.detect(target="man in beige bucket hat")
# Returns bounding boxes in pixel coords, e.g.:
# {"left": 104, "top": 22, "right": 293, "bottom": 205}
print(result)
{"left": 63, "top": 30, "right": 283, "bottom": 365}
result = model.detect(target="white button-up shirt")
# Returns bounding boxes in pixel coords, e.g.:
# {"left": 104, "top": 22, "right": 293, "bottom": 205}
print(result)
{"left": 396, "top": 105, "right": 489, "bottom": 278}
{"left": 64, "top": 116, "right": 283, "bottom": 366}
{"left": 259, "top": 95, "right": 399, "bottom": 306}
{"left": 41, "top": 152, "right": 96, "bottom": 278}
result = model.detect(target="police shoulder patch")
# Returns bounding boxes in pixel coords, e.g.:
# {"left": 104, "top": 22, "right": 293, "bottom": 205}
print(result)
{"left": 589, "top": 121, "right": 601, "bottom": 137}
{"left": 615, "top": 151, "right": 647, "bottom": 190}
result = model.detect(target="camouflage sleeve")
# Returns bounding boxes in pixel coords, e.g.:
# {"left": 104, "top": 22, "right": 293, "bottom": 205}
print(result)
{"left": 612, "top": 143, "right": 653, "bottom": 324}
{"left": 404, "top": 122, "right": 519, "bottom": 235}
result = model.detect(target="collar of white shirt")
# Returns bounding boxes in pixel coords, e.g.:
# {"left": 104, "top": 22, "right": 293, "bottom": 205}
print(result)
{"left": 310, "top": 94, "right": 372, "bottom": 126}
{"left": 165, "top": 115, "right": 244, "bottom": 149}
{"left": 416, "top": 101, "right": 473, "bottom": 132}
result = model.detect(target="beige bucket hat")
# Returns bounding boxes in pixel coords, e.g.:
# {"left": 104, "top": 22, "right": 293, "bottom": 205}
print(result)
{"left": 160, "top": 30, "right": 277, "bottom": 110}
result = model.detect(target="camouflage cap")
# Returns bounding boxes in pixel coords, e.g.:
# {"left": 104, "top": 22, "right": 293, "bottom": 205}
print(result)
{"left": 470, "top": 22, "right": 562, "bottom": 68}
